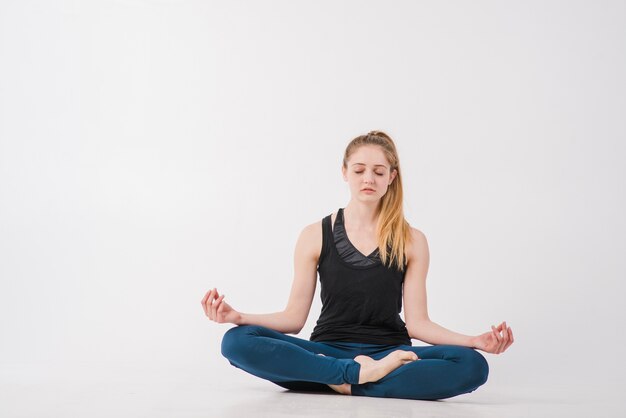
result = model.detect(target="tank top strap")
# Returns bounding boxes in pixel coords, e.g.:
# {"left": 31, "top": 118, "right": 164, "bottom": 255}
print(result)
{"left": 319, "top": 213, "right": 333, "bottom": 265}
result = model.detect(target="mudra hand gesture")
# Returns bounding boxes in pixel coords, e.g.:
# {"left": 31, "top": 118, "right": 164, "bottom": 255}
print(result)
{"left": 471, "top": 321, "right": 514, "bottom": 354}
{"left": 201, "top": 288, "right": 242, "bottom": 325}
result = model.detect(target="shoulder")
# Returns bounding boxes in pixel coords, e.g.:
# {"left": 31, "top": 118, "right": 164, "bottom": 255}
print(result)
{"left": 300, "top": 220, "right": 321, "bottom": 241}
{"left": 301, "top": 210, "right": 337, "bottom": 237}
{"left": 406, "top": 226, "right": 429, "bottom": 265}
{"left": 297, "top": 211, "right": 337, "bottom": 262}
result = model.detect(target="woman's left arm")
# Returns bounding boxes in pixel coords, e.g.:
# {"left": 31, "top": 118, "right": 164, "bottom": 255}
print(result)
{"left": 403, "top": 228, "right": 514, "bottom": 353}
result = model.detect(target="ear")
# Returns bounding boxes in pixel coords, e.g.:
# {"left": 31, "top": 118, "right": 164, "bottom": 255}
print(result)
{"left": 342, "top": 165, "right": 347, "bottom": 181}
{"left": 389, "top": 169, "right": 397, "bottom": 184}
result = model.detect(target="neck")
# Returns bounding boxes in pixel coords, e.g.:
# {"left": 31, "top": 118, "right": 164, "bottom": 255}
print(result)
{"left": 343, "top": 200, "right": 380, "bottom": 231}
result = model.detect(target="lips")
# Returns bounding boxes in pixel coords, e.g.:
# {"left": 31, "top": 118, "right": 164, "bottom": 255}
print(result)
{"left": 361, "top": 188, "right": 375, "bottom": 192}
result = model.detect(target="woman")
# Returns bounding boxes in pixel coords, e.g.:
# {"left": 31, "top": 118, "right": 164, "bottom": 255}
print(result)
{"left": 201, "top": 131, "right": 514, "bottom": 400}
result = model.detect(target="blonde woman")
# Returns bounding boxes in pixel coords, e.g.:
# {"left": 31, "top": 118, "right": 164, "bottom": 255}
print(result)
{"left": 201, "top": 131, "right": 514, "bottom": 400}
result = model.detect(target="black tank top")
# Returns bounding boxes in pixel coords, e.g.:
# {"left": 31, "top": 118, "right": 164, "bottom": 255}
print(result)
{"left": 309, "top": 209, "right": 411, "bottom": 346}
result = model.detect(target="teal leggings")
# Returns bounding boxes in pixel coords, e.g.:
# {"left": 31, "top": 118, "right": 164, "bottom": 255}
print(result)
{"left": 221, "top": 325, "right": 489, "bottom": 400}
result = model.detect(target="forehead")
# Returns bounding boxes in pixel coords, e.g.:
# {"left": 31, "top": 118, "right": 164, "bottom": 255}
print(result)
{"left": 348, "top": 145, "right": 390, "bottom": 167}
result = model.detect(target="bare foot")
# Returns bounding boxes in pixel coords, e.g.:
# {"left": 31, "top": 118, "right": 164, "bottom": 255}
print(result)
{"left": 319, "top": 351, "right": 419, "bottom": 394}
{"left": 316, "top": 353, "right": 353, "bottom": 395}
{"left": 355, "top": 350, "right": 419, "bottom": 384}
{"left": 328, "top": 383, "right": 351, "bottom": 395}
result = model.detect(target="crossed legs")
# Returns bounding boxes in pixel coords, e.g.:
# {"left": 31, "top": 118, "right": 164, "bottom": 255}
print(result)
{"left": 220, "top": 325, "right": 489, "bottom": 400}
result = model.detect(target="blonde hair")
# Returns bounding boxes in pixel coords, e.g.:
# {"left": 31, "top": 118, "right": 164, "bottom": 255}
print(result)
{"left": 343, "top": 131, "right": 413, "bottom": 272}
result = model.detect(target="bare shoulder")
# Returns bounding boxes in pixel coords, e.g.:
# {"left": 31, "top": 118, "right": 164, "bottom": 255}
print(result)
{"left": 297, "top": 218, "right": 325, "bottom": 264}
{"left": 406, "top": 226, "right": 429, "bottom": 265}
{"left": 300, "top": 220, "right": 322, "bottom": 243}
{"left": 298, "top": 211, "right": 338, "bottom": 262}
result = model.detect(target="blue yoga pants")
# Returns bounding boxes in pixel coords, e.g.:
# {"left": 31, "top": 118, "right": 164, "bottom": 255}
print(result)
{"left": 220, "top": 325, "right": 489, "bottom": 400}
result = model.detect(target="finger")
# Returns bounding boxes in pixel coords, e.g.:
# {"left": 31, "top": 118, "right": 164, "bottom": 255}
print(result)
{"left": 502, "top": 331, "right": 513, "bottom": 352}
{"left": 503, "top": 328, "right": 514, "bottom": 351}
{"left": 493, "top": 327, "right": 502, "bottom": 354}
{"left": 203, "top": 289, "right": 215, "bottom": 315}
{"left": 210, "top": 294, "right": 220, "bottom": 320}
{"left": 204, "top": 289, "right": 216, "bottom": 318}
{"left": 217, "top": 297, "right": 225, "bottom": 321}
{"left": 212, "top": 294, "right": 225, "bottom": 321}
{"left": 206, "top": 288, "right": 217, "bottom": 319}
{"left": 216, "top": 296, "right": 227, "bottom": 322}
{"left": 488, "top": 327, "right": 496, "bottom": 353}
{"left": 201, "top": 290, "right": 211, "bottom": 306}
{"left": 491, "top": 325, "right": 501, "bottom": 352}
{"left": 499, "top": 321, "right": 509, "bottom": 353}
{"left": 491, "top": 325, "right": 500, "bottom": 341}
{"left": 202, "top": 289, "right": 214, "bottom": 316}
{"left": 201, "top": 291, "right": 208, "bottom": 312}
{"left": 211, "top": 289, "right": 221, "bottom": 317}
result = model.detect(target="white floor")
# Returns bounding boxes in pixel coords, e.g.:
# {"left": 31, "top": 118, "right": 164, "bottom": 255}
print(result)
{"left": 1, "top": 361, "right": 624, "bottom": 418}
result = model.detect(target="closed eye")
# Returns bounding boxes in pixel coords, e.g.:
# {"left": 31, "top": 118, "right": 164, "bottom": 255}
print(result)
{"left": 355, "top": 171, "right": 384, "bottom": 176}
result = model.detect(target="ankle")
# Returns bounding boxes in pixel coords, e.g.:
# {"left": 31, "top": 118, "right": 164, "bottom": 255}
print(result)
{"left": 328, "top": 383, "right": 351, "bottom": 395}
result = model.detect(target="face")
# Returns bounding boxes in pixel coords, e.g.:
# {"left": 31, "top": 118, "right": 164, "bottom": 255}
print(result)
{"left": 342, "top": 145, "right": 397, "bottom": 201}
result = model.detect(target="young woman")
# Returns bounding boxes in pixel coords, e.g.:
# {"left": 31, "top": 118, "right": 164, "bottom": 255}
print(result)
{"left": 201, "top": 131, "right": 514, "bottom": 400}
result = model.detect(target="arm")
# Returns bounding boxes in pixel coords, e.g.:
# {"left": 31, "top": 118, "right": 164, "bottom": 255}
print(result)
{"left": 201, "top": 222, "right": 320, "bottom": 335}
{"left": 238, "top": 222, "right": 319, "bottom": 333}
{"left": 402, "top": 228, "right": 475, "bottom": 348}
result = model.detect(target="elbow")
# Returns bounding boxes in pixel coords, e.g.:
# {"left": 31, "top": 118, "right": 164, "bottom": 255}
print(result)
{"left": 292, "top": 322, "right": 305, "bottom": 335}
{"left": 407, "top": 319, "right": 431, "bottom": 340}
{"left": 283, "top": 309, "right": 307, "bottom": 335}
{"left": 285, "top": 326, "right": 303, "bottom": 335}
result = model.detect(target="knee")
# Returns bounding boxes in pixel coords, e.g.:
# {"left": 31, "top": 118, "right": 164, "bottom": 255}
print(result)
{"left": 220, "top": 325, "right": 266, "bottom": 361}
{"left": 459, "top": 348, "right": 489, "bottom": 389}
{"left": 221, "top": 325, "right": 252, "bottom": 360}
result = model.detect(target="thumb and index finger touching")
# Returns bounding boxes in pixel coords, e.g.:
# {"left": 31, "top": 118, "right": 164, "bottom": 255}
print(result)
{"left": 201, "top": 287, "right": 224, "bottom": 317}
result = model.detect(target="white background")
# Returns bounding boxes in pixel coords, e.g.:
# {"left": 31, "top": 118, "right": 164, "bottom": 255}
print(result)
{"left": 1, "top": 0, "right": 625, "bottom": 407}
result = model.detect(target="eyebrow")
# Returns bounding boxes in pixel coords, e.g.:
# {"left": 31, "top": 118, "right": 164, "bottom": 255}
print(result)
{"left": 351, "top": 163, "right": 388, "bottom": 169}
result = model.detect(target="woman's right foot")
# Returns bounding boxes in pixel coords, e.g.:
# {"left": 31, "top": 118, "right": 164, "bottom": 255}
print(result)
{"left": 354, "top": 350, "right": 419, "bottom": 384}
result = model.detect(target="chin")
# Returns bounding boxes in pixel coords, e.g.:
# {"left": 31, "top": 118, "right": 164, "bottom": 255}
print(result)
{"left": 358, "top": 195, "right": 380, "bottom": 201}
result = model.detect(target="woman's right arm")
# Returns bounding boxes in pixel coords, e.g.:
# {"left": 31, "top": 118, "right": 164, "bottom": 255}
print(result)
{"left": 201, "top": 221, "right": 321, "bottom": 334}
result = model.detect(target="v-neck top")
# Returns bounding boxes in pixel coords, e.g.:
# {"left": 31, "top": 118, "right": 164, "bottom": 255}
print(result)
{"left": 309, "top": 210, "right": 411, "bottom": 345}
{"left": 333, "top": 208, "right": 381, "bottom": 267}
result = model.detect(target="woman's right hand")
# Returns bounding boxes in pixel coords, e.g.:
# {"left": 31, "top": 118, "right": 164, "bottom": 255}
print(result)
{"left": 201, "top": 288, "right": 242, "bottom": 325}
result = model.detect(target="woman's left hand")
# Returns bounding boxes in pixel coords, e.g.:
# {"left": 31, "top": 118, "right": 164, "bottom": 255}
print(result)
{"left": 471, "top": 321, "right": 514, "bottom": 354}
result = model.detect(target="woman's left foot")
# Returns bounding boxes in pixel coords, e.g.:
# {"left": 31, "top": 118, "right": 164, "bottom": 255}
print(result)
{"left": 317, "top": 353, "right": 352, "bottom": 395}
